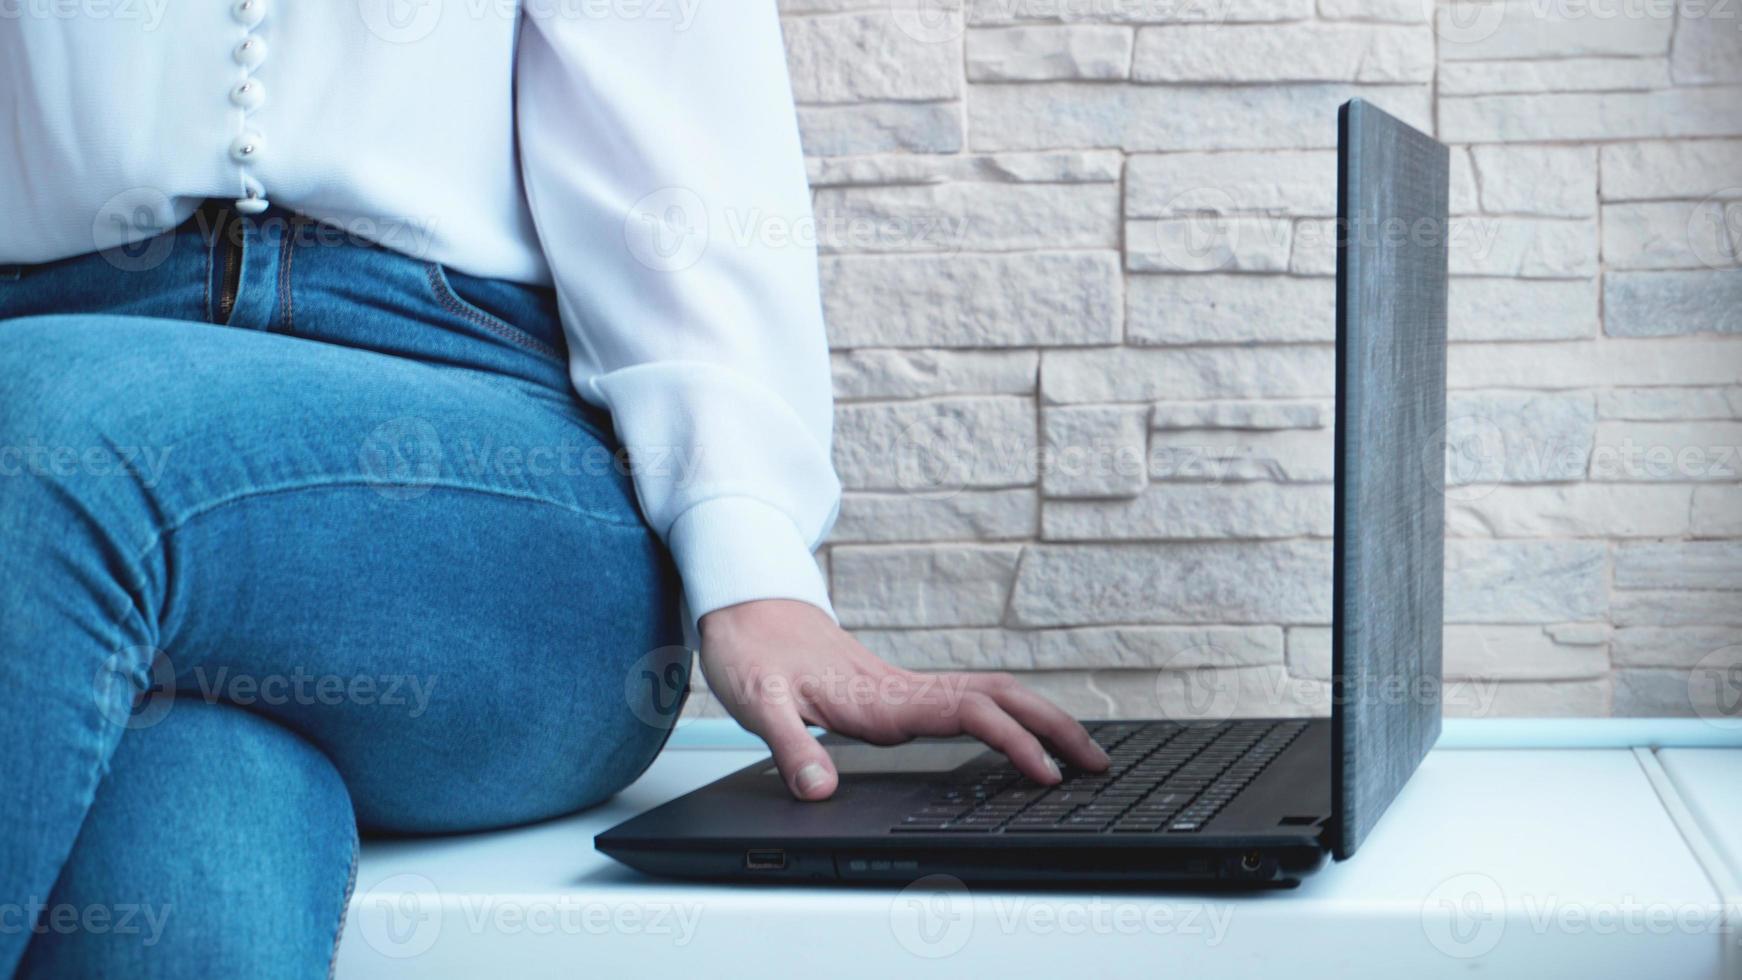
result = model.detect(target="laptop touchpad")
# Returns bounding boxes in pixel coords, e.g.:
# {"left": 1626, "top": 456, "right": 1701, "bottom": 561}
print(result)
{"left": 763, "top": 740, "right": 989, "bottom": 776}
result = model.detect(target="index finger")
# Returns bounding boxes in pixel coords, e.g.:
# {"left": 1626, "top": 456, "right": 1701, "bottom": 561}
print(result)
{"left": 972, "top": 675, "right": 1109, "bottom": 772}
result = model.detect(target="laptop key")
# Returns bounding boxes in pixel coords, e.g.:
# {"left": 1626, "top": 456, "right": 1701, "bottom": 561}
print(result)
{"left": 914, "top": 806, "right": 972, "bottom": 819}
{"left": 900, "top": 718, "right": 1312, "bottom": 836}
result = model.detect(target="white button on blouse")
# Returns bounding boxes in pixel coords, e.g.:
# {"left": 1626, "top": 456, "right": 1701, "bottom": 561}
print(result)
{"left": 231, "top": 0, "right": 266, "bottom": 28}
{"left": 228, "top": 132, "right": 264, "bottom": 164}
{"left": 235, "top": 178, "right": 269, "bottom": 216}
{"left": 230, "top": 80, "right": 265, "bottom": 112}
{"left": 0, "top": 2, "right": 840, "bottom": 625}
{"left": 227, "top": 2, "right": 269, "bottom": 213}
{"left": 233, "top": 37, "right": 267, "bottom": 69}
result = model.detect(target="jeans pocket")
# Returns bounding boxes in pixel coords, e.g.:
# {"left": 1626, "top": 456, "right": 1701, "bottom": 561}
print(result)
{"left": 422, "top": 262, "right": 564, "bottom": 363}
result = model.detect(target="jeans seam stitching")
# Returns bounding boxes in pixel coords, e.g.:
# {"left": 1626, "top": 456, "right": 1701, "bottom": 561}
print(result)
{"left": 124, "top": 481, "right": 649, "bottom": 641}
{"left": 279, "top": 223, "right": 297, "bottom": 334}
{"left": 423, "top": 263, "right": 564, "bottom": 363}
{"left": 327, "top": 829, "right": 360, "bottom": 980}
{"left": 147, "top": 479, "right": 648, "bottom": 556}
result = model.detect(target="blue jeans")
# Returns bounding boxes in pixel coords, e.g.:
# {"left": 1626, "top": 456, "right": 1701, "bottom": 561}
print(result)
{"left": 0, "top": 204, "right": 689, "bottom": 977}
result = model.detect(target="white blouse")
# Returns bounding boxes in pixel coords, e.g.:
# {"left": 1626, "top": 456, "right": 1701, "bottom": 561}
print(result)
{"left": 0, "top": 1, "right": 840, "bottom": 624}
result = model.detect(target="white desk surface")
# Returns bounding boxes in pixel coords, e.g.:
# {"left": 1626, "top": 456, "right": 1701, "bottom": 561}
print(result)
{"left": 1659, "top": 749, "right": 1742, "bottom": 890}
{"left": 336, "top": 721, "right": 1742, "bottom": 980}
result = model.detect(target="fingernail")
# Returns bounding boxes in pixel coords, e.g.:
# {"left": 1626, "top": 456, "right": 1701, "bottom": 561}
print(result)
{"left": 1043, "top": 755, "right": 1062, "bottom": 782}
{"left": 795, "top": 763, "right": 829, "bottom": 796}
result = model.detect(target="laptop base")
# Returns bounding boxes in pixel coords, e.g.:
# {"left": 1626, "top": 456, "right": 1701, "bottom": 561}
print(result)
{"left": 596, "top": 718, "right": 1332, "bottom": 887}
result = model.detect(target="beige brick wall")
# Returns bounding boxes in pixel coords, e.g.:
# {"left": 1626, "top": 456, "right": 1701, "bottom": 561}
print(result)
{"left": 757, "top": 0, "right": 1742, "bottom": 719}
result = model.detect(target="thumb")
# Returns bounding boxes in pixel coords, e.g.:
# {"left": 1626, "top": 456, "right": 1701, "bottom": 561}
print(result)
{"left": 753, "top": 706, "right": 838, "bottom": 801}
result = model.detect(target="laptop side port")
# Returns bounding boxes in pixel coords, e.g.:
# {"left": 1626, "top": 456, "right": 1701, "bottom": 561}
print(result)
{"left": 745, "top": 849, "right": 787, "bottom": 870}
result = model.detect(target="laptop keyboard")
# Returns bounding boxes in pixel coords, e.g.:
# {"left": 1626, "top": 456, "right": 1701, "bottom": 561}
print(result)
{"left": 891, "top": 720, "right": 1308, "bottom": 835}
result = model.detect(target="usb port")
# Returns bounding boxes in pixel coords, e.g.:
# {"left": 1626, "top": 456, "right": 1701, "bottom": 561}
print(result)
{"left": 745, "top": 849, "right": 786, "bottom": 870}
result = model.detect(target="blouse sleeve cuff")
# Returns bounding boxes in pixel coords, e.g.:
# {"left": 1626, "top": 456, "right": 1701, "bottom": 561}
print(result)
{"left": 667, "top": 496, "right": 836, "bottom": 628}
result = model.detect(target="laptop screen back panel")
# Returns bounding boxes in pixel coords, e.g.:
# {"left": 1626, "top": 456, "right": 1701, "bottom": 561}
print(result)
{"left": 1332, "top": 100, "right": 1450, "bottom": 860}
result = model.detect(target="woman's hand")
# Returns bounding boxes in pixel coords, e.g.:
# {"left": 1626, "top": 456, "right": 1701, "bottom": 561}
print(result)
{"left": 698, "top": 599, "right": 1110, "bottom": 800}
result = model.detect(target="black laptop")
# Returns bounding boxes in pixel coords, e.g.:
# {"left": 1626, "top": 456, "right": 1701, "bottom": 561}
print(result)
{"left": 597, "top": 100, "right": 1450, "bottom": 886}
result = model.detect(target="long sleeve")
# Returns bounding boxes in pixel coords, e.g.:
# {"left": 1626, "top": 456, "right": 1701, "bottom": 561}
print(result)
{"left": 515, "top": 3, "right": 839, "bottom": 626}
